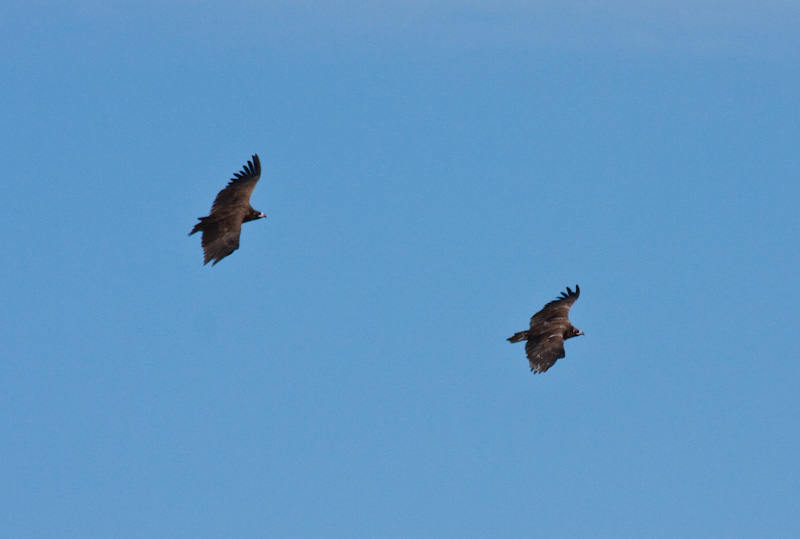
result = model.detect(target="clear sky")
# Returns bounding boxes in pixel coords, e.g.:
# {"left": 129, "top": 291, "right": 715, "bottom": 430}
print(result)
{"left": 2, "top": 1, "right": 799, "bottom": 537}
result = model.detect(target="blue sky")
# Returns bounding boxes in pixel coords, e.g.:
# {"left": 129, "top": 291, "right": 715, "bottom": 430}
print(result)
{"left": 2, "top": 1, "right": 799, "bottom": 537}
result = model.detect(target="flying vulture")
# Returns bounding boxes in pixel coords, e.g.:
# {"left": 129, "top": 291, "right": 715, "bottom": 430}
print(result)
{"left": 508, "top": 285, "right": 584, "bottom": 374}
{"left": 189, "top": 154, "right": 265, "bottom": 265}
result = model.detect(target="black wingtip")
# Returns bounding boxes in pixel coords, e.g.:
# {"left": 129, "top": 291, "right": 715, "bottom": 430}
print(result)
{"left": 559, "top": 284, "right": 580, "bottom": 300}
{"left": 232, "top": 154, "right": 261, "bottom": 180}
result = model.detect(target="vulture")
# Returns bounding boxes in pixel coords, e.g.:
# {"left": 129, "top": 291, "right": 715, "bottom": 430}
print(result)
{"left": 189, "top": 154, "right": 265, "bottom": 265}
{"left": 508, "top": 285, "right": 584, "bottom": 374}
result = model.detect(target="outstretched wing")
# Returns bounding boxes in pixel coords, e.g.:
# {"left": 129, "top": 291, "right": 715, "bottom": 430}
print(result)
{"left": 208, "top": 154, "right": 261, "bottom": 213}
{"left": 525, "top": 335, "right": 566, "bottom": 374}
{"left": 195, "top": 217, "right": 242, "bottom": 266}
{"left": 529, "top": 285, "right": 580, "bottom": 330}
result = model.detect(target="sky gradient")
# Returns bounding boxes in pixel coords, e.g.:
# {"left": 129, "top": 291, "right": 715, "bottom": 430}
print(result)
{"left": 2, "top": 1, "right": 799, "bottom": 537}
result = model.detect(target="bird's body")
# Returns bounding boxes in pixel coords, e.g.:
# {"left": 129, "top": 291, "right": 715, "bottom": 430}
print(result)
{"left": 189, "top": 154, "right": 265, "bottom": 265}
{"left": 508, "top": 285, "right": 583, "bottom": 374}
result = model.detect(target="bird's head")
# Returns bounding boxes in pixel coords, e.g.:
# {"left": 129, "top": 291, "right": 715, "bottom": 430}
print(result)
{"left": 244, "top": 209, "right": 267, "bottom": 223}
{"left": 570, "top": 327, "right": 584, "bottom": 338}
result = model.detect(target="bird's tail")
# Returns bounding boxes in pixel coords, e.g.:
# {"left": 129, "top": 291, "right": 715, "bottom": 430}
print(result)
{"left": 507, "top": 331, "right": 529, "bottom": 343}
{"left": 188, "top": 218, "right": 206, "bottom": 236}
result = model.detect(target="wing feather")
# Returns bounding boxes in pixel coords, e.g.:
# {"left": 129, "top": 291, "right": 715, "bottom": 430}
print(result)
{"left": 209, "top": 154, "right": 261, "bottom": 212}
{"left": 525, "top": 335, "right": 566, "bottom": 374}
{"left": 528, "top": 285, "right": 579, "bottom": 330}
{"left": 198, "top": 218, "right": 242, "bottom": 266}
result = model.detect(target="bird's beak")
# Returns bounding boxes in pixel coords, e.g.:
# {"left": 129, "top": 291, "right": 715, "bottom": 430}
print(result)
{"left": 577, "top": 330, "right": 585, "bottom": 336}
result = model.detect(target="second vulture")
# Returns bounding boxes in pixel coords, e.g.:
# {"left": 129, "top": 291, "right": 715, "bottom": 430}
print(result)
{"left": 508, "top": 285, "right": 584, "bottom": 374}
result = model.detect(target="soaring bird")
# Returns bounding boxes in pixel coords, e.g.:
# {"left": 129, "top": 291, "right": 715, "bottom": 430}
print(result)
{"left": 189, "top": 154, "right": 265, "bottom": 265}
{"left": 508, "top": 285, "right": 584, "bottom": 374}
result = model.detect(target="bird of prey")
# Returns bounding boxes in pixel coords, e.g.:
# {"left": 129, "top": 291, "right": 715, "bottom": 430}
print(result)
{"left": 189, "top": 154, "right": 265, "bottom": 265}
{"left": 508, "top": 285, "right": 584, "bottom": 374}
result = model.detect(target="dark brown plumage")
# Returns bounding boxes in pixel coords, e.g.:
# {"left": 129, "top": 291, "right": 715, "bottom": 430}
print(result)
{"left": 189, "top": 154, "right": 265, "bottom": 265}
{"left": 508, "top": 285, "right": 584, "bottom": 374}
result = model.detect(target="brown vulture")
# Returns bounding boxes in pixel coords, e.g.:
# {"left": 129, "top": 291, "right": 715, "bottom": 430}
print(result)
{"left": 189, "top": 154, "right": 265, "bottom": 265}
{"left": 508, "top": 285, "right": 584, "bottom": 374}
